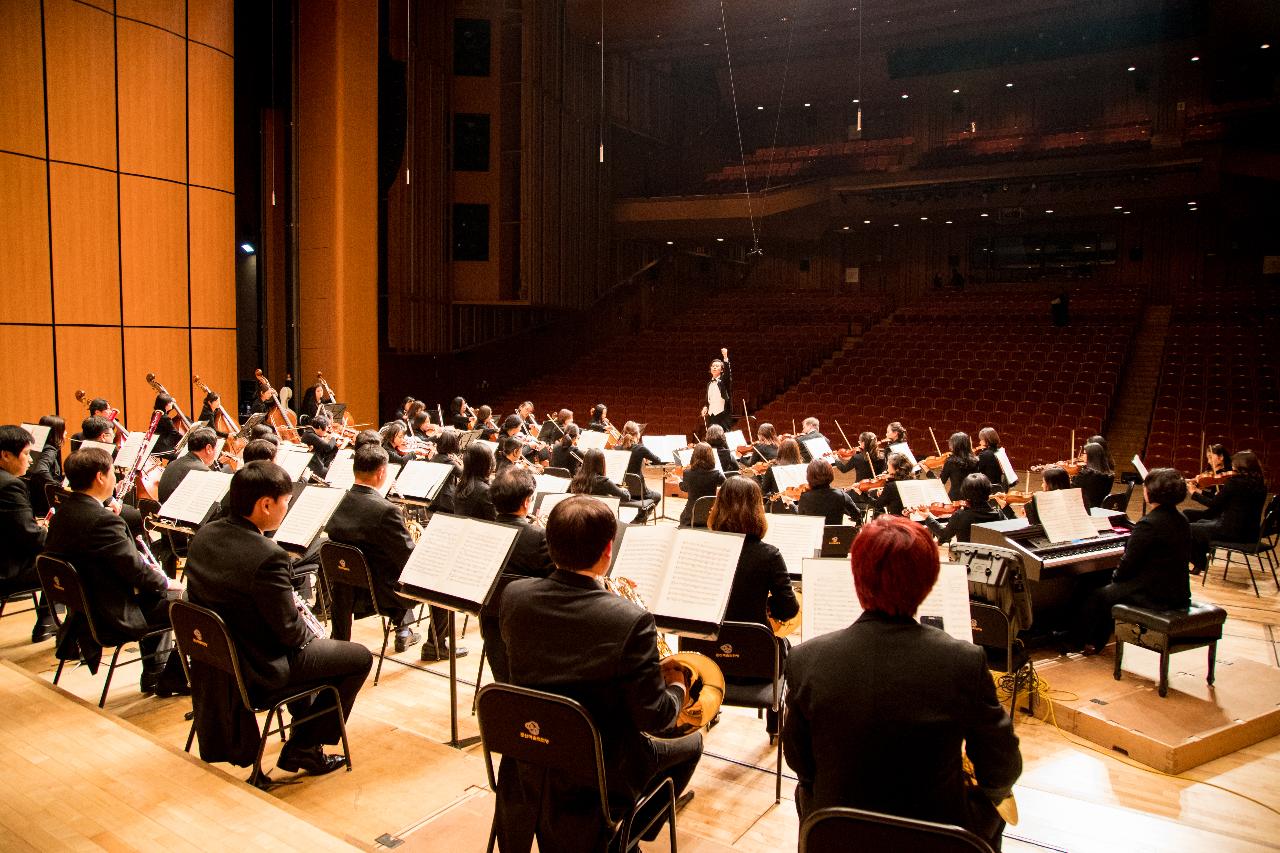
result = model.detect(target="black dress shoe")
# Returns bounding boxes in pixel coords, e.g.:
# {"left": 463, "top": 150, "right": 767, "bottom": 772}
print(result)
{"left": 395, "top": 630, "right": 421, "bottom": 653}
{"left": 153, "top": 680, "right": 191, "bottom": 698}
{"left": 31, "top": 621, "right": 56, "bottom": 643}
{"left": 420, "top": 643, "right": 469, "bottom": 662}
{"left": 276, "top": 744, "right": 348, "bottom": 776}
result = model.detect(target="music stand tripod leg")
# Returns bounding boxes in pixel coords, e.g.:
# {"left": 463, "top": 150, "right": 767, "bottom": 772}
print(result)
{"left": 445, "top": 609, "right": 481, "bottom": 750}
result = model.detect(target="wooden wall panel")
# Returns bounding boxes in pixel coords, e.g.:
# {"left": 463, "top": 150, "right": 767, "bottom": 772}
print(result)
{"left": 188, "top": 0, "right": 233, "bottom": 57}
{"left": 117, "top": 0, "right": 185, "bottom": 36}
{"left": 188, "top": 43, "right": 234, "bottom": 191}
{"left": 50, "top": 163, "right": 120, "bottom": 325}
{"left": 123, "top": 327, "right": 191, "bottom": 428}
{"left": 117, "top": 19, "right": 185, "bottom": 182}
{"left": 0, "top": 153, "right": 52, "bottom": 324}
{"left": 191, "top": 329, "right": 237, "bottom": 425}
{"left": 121, "top": 175, "right": 188, "bottom": 327}
{"left": 44, "top": 0, "right": 116, "bottom": 170}
{"left": 189, "top": 187, "right": 235, "bottom": 327}
{"left": 0, "top": 0, "right": 46, "bottom": 157}
{"left": 54, "top": 326, "right": 124, "bottom": 431}
{"left": 0, "top": 325, "right": 55, "bottom": 426}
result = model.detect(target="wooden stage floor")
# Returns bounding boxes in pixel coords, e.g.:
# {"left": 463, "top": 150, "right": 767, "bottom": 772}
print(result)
{"left": 1, "top": 480, "right": 1278, "bottom": 851}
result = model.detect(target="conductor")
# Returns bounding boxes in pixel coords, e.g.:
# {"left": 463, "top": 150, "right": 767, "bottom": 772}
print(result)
{"left": 701, "top": 347, "right": 733, "bottom": 430}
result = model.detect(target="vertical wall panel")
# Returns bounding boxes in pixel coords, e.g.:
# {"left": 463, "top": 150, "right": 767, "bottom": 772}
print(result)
{"left": 55, "top": 326, "right": 124, "bottom": 429}
{"left": 188, "top": 0, "right": 232, "bottom": 54}
{"left": 191, "top": 329, "right": 237, "bottom": 420}
{"left": 0, "top": 326, "right": 56, "bottom": 425}
{"left": 117, "top": 0, "right": 185, "bottom": 35}
{"left": 117, "top": 19, "right": 185, "bottom": 182}
{"left": 0, "top": 153, "right": 52, "bottom": 324}
{"left": 123, "top": 327, "right": 192, "bottom": 427}
{"left": 0, "top": 0, "right": 47, "bottom": 157}
{"left": 44, "top": 0, "right": 116, "bottom": 170}
{"left": 189, "top": 187, "right": 235, "bottom": 327}
{"left": 121, "top": 175, "right": 189, "bottom": 327}
{"left": 50, "top": 163, "right": 120, "bottom": 325}
{"left": 188, "top": 43, "right": 233, "bottom": 190}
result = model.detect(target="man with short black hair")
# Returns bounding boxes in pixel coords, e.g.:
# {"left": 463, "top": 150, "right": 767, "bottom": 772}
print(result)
{"left": 45, "top": 448, "right": 187, "bottom": 695}
{"left": 158, "top": 427, "right": 219, "bottom": 502}
{"left": 70, "top": 415, "right": 113, "bottom": 452}
{"left": 185, "top": 461, "right": 372, "bottom": 779}
{"left": 496, "top": 495, "right": 702, "bottom": 850}
{"left": 0, "top": 425, "right": 53, "bottom": 641}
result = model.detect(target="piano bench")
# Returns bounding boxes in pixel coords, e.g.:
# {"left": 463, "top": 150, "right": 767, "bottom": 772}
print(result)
{"left": 1111, "top": 603, "right": 1227, "bottom": 698}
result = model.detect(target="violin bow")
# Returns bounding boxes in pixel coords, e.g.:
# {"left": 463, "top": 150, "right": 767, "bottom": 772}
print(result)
{"left": 742, "top": 398, "right": 754, "bottom": 444}
{"left": 1198, "top": 430, "right": 1205, "bottom": 469}
{"left": 834, "top": 419, "right": 853, "bottom": 450}
{"left": 928, "top": 426, "right": 942, "bottom": 457}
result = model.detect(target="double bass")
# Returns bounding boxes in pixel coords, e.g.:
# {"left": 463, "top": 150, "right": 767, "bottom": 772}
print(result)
{"left": 74, "top": 389, "right": 128, "bottom": 447}
{"left": 255, "top": 369, "right": 301, "bottom": 442}
{"left": 192, "top": 375, "right": 241, "bottom": 437}
{"left": 146, "top": 373, "right": 192, "bottom": 435}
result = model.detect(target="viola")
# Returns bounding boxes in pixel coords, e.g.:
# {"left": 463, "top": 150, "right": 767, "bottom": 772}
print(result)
{"left": 851, "top": 472, "right": 891, "bottom": 494}
{"left": 1030, "top": 460, "right": 1080, "bottom": 477}
{"left": 904, "top": 500, "right": 967, "bottom": 518}
{"left": 1190, "top": 470, "right": 1235, "bottom": 490}
{"left": 992, "top": 491, "right": 1034, "bottom": 507}
{"left": 834, "top": 447, "right": 856, "bottom": 461}
{"left": 918, "top": 452, "right": 951, "bottom": 471}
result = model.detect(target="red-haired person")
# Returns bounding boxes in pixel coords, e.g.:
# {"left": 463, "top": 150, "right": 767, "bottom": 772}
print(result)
{"left": 782, "top": 515, "right": 1021, "bottom": 848}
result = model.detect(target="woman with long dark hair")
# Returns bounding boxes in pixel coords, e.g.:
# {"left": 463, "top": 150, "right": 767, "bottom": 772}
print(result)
{"left": 678, "top": 443, "right": 725, "bottom": 527}
{"left": 26, "top": 415, "right": 65, "bottom": 518}
{"left": 976, "top": 427, "right": 1006, "bottom": 489}
{"left": 938, "top": 432, "right": 980, "bottom": 501}
{"left": 1188, "top": 450, "right": 1269, "bottom": 575}
{"left": 1071, "top": 442, "right": 1114, "bottom": 509}
{"left": 454, "top": 443, "right": 497, "bottom": 520}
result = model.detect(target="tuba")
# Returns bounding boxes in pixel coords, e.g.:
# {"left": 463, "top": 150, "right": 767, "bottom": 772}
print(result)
{"left": 603, "top": 576, "right": 725, "bottom": 736}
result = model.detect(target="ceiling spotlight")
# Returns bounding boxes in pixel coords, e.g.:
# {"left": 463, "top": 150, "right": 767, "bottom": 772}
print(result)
{"left": 893, "top": 223, "right": 900, "bottom": 227}
{"left": 1005, "top": 82, "right": 1014, "bottom": 88}
{"left": 920, "top": 216, "right": 928, "bottom": 221}
{"left": 952, "top": 88, "right": 961, "bottom": 94}
{"left": 901, "top": 93, "right": 909, "bottom": 99}
{"left": 852, "top": 98, "right": 860, "bottom": 103}
{"left": 665, "top": 240, "right": 674, "bottom": 245}
{"left": 863, "top": 219, "right": 871, "bottom": 224}
{"left": 1127, "top": 66, "right": 1136, "bottom": 72}
{"left": 756, "top": 105, "right": 765, "bottom": 111}
{"left": 842, "top": 225, "right": 850, "bottom": 230}
{"left": 980, "top": 212, "right": 990, "bottom": 217}
{"left": 1189, "top": 207, "right": 1198, "bottom": 211}
{"left": 703, "top": 42, "right": 710, "bottom": 46}
{"left": 945, "top": 220, "right": 953, "bottom": 224}
{"left": 1263, "top": 44, "right": 1271, "bottom": 49}
{"left": 239, "top": 242, "right": 255, "bottom": 254}
{"left": 715, "top": 237, "right": 725, "bottom": 242}
{"left": 1114, "top": 205, "right": 1123, "bottom": 209}
{"left": 1187, "top": 200, "right": 1197, "bottom": 205}
{"left": 1044, "top": 209, "right": 1054, "bottom": 214}
{"left": 1123, "top": 210, "right": 1131, "bottom": 214}
{"left": 1190, "top": 55, "right": 1200, "bottom": 61}
{"left": 804, "top": 103, "right": 811, "bottom": 108}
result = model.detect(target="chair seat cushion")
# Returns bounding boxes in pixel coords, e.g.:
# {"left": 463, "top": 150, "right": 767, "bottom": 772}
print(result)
{"left": 1210, "top": 540, "right": 1263, "bottom": 554}
{"left": 723, "top": 680, "right": 775, "bottom": 709}
{"left": 1111, "top": 602, "right": 1227, "bottom": 636}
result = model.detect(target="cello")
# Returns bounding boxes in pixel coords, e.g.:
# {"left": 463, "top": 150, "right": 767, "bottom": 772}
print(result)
{"left": 192, "top": 375, "right": 241, "bottom": 437}
{"left": 74, "top": 389, "right": 128, "bottom": 447}
{"left": 145, "top": 373, "right": 192, "bottom": 435}
{"left": 255, "top": 368, "right": 301, "bottom": 442}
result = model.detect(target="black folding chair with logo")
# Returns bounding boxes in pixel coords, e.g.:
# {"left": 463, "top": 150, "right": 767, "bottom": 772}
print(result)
{"left": 475, "top": 682, "right": 679, "bottom": 853}
{"left": 800, "top": 806, "right": 996, "bottom": 853}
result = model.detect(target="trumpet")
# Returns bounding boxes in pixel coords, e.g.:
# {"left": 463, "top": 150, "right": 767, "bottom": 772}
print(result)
{"left": 603, "top": 575, "right": 725, "bottom": 736}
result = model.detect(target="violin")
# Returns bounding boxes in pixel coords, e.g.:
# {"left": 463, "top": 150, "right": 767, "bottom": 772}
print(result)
{"left": 146, "top": 373, "right": 192, "bottom": 435}
{"left": 254, "top": 369, "right": 301, "bottom": 442}
{"left": 851, "top": 472, "right": 891, "bottom": 494}
{"left": 992, "top": 490, "right": 1034, "bottom": 507}
{"left": 1189, "top": 470, "right": 1235, "bottom": 490}
{"left": 834, "top": 447, "right": 856, "bottom": 461}
{"left": 1030, "top": 460, "right": 1080, "bottom": 477}
{"left": 904, "top": 500, "right": 967, "bottom": 519}
{"left": 746, "top": 460, "right": 772, "bottom": 477}
{"left": 918, "top": 452, "right": 951, "bottom": 471}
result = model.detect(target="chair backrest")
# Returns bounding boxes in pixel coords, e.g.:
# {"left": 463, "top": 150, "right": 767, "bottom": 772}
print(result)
{"left": 1101, "top": 482, "right": 1134, "bottom": 513}
{"left": 679, "top": 621, "right": 780, "bottom": 682}
{"left": 318, "top": 541, "right": 379, "bottom": 602}
{"left": 43, "top": 483, "right": 73, "bottom": 513}
{"left": 691, "top": 495, "right": 716, "bottom": 528}
{"left": 543, "top": 466, "right": 572, "bottom": 479}
{"left": 475, "top": 683, "right": 611, "bottom": 821}
{"left": 968, "top": 601, "right": 1015, "bottom": 671}
{"left": 623, "top": 472, "right": 644, "bottom": 500}
{"left": 35, "top": 555, "right": 98, "bottom": 639}
{"left": 800, "top": 806, "right": 996, "bottom": 853}
{"left": 168, "top": 599, "right": 256, "bottom": 711}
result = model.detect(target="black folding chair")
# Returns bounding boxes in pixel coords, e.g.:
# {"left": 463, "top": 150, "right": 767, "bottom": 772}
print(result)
{"left": 1207, "top": 494, "right": 1279, "bottom": 597}
{"left": 1100, "top": 481, "right": 1135, "bottom": 514}
{"left": 624, "top": 473, "right": 657, "bottom": 525}
{"left": 689, "top": 495, "right": 716, "bottom": 528}
{"left": 800, "top": 806, "right": 996, "bottom": 853}
{"left": 36, "top": 555, "right": 170, "bottom": 708}
{"left": 318, "top": 541, "right": 426, "bottom": 685}
{"left": 169, "top": 600, "right": 352, "bottom": 788}
{"left": 0, "top": 589, "right": 39, "bottom": 619}
{"left": 543, "top": 466, "right": 572, "bottom": 479}
{"left": 475, "top": 683, "right": 678, "bottom": 853}
{"left": 679, "top": 621, "right": 786, "bottom": 801}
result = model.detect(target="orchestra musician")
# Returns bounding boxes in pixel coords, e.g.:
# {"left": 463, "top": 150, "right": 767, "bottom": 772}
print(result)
{"left": 918, "top": 473, "right": 1003, "bottom": 545}
{"left": 797, "top": 459, "right": 861, "bottom": 525}
{"left": 747, "top": 422, "right": 781, "bottom": 462}
{"left": 198, "top": 391, "right": 229, "bottom": 436}
{"left": 454, "top": 444, "right": 498, "bottom": 521}
{"left": 1075, "top": 468, "right": 1193, "bottom": 654}
{"left": 380, "top": 422, "right": 412, "bottom": 467}
{"left": 184, "top": 462, "right": 372, "bottom": 777}
{"left": 449, "top": 397, "right": 475, "bottom": 431}
{"left": 475, "top": 405, "right": 500, "bottom": 442}
{"left": 569, "top": 449, "right": 653, "bottom": 523}
{"left": 586, "top": 403, "right": 610, "bottom": 433}
{"left": 762, "top": 437, "right": 804, "bottom": 498}
{"left": 403, "top": 400, "right": 427, "bottom": 433}
{"left": 549, "top": 424, "right": 581, "bottom": 477}
{"left": 867, "top": 452, "right": 913, "bottom": 518}
{"left": 496, "top": 495, "right": 702, "bottom": 850}
{"left": 705, "top": 424, "right": 740, "bottom": 474}
{"left": 297, "top": 383, "right": 330, "bottom": 424}
{"left": 1071, "top": 442, "right": 1114, "bottom": 509}
{"left": 1187, "top": 450, "right": 1268, "bottom": 576}
{"left": 431, "top": 429, "right": 465, "bottom": 513}
{"left": 883, "top": 421, "right": 908, "bottom": 447}
{"left": 495, "top": 437, "right": 525, "bottom": 476}
{"left": 45, "top": 447, "right": 188, "bottom": 696}
{"left": 0, "top": 425, "right": 53, "bottom": 642}
{"left": 515, "top": 401, "right": 539, "bottom": 434}
{"left": 678, "top": 443, "right": 725, "bottom": 527}
{"left": 835, "top": 431, "right": 884, "bottom": 478}
{"left": 1024, "top": 465, "right": 1073, "bottom": 526}
{"left": 976, "top": 427, "right": 1007, "bottom": 489}
{"left": 783, "top": 515, "right": 1021, "bottom": 848}
{"left": 937, "top": 432, "right": 980, "bottom": 502}
{"left": 151, "top": 393, "right": 182, "bottom": 457}
{"left": 72, "top": 416, "right": 114, "bottom": 453}
{"left": 795, "top": 418, "right": 826, "bottom": 460}
{"left": 300, "top": 414, "right": 340, "bottom": 478}
{"left": 1184, "top": 443, "right": 1229, "bottom": 523}
{"left": 1086, "top": 434, "right": 1115, "bottom": 473}
{"left": 708, "top": 476, "right": 799, "bottom": 736}
{"left": 25, "top": 415, "right": 65, "bottom": 519}
{"left": 248, "top": 386, "right": 276, "bottom": 418}
{"left": 154, "top": 427, "right": 219, "bottom": 575}
{"left": 501, "top": 414, "right": 545, "bottom": 462}
{"left": 701, "top": 347, "right": 732, "bottom": 430}
{"left": 615, "top": 421, "right": 663, "bottom": 502}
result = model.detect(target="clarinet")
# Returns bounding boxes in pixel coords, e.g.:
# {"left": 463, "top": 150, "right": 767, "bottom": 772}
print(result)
{"left": 115, "top": 410, "right": 164, "bottom": 503}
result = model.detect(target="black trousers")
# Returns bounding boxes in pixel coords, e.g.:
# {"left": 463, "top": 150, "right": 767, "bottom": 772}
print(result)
{"left": 282, "top": 638, "right": 373, "bottom": 747}
{"left": 327, "top": 585, "right": 416, "bottom": 642}
{"left": 707, "top": 410, "right": 734, "bottom": 430}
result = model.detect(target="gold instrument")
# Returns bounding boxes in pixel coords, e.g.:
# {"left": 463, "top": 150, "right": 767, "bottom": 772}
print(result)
{"left": 603, "top": 575, "right": 725, "bottom": 736}
{"left": 964, "top": 752, "right": 1019, "bottom": 825}
{"left": 768, "top": 589, "right": 803, "bottom": 638}
{"left": 602, "top": 417, "right": 622, "bottom": 448}
{"left": 406, "top": 517, "right": 424, "bottom": 543}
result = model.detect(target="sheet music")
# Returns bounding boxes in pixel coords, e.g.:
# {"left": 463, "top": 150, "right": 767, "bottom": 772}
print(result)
{"left": 770, "top": 463, "right": 808, "bottom": 492}
{"left": 536, "top": 492, "right": 621, "bottom": 519}
{"left": 762, "top": 513, "right": 826, "bottom": 576}
{"left": 1034, "top": 487, "right": 1098, "bottom": 543}
{"left": 917, "top": 562, "right": 973, "bottom": 643}
{"left": 324, "top": 454, "right": 355, "bottom": 489}
{"left": 895, "top": 478, "right": 950, "bottom": 509}
{"left": 398, "top": 514, "right": 520, "bottom": 606}
{"left": 602, "top": 449, "right": 632, "bottom": 485}
{"left": 394, "top": 460, "right": 454, "bottom": 500}
{"left": 609, "top": 526, "right": 677, "bottom": 606}
{"left": 725, "top": 429, "right": 747, "bottom": 451}
{"left": 533, "top": 474, "right": 569, "bottom": 494}
{"left": 1132, "top": 455, "right": 1149, "bottom": 480}
{"left": 800, "top": 434, "right": 833, "bottom": 459}
{"left": 801, "top": 558, "right": 861, "bottom": 642}
{"left": 80, "top": 440, "right": 116, "bottom": 455}
{"left": 274, "top": 446, "right": 314, "bottom": 481}
{"left": 889, "top": 441, "right": 918, "bottom": 467}
{"left": 472, "top": 439, "right": 498, "bottom": 457}
{"left": 653, "top": 530, "right": 743, "bottom": 625}
{"left": 619, "top": 506, "right": 639, "bottom": 524}
{"left": 577, "top": 430, "right": 608, "bottom": 452}
{"left": 158, "top": 470, "right": 232, "bottom": 524}
{"left": 995, "top": 447, "right": 1018, "bottom": 488}
{"left": 274, "top": 485, "right": 347, "bottom": 549}
{"left": 116, "top": 432, "right": 159, "bottom": 466}
{"left": 641, "top": 435, "right": 687, "bottom": 465}
{"left": 20, "top": 423, "right": 50, "bottom": 450}
{"left": 675, "top": 447, "right": 722, "bottom": 473}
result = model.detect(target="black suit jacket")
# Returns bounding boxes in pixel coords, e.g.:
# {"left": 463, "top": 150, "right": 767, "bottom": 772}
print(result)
{"left": 500, "top": 570, "right": 685, "bottom": 798}
{"left": 1112, "top": 504, "right": 1192, "bottom": 608}
{"left": 723, "top": 535, "right": 799, "bottom": 626}
{"left": 868, "top": 479, "right": 905, "bottom": 517}
{"left": 185, "top": 515, "right": 313, "bottom": 692}
{"left": 835, "top": 449, "right": 884, "bottom": 478}
{"left": 679, "top": 468, "right": 725, "bottom": 526}
{"left": 324, "top": 484, "right": 418, "bottom": 613}
{"left": 1, "top": 469, "right": 47, "bottom": 587}
{"left": 924, "top": 504, "right": 1004, "bottom": 545}
{"left": 797, "top": 485, "right": 860, "bottom": 525}
{"left": 977, "top": 448, "right": 1005, "bottom": 488}
{"left": 1190, "top": 475, "right": 1268, "bottom": 543}
{"left": 939, "top": 455, "right": 979, "bottom": 501}
{"left": 549, "top": 445, "right": 580, "bottom": 477}
{"left": 624, "top": 444, "right": 664, "bottom": 475}
{"left": 455, "top": 481, "right": 498, "bottom": 521}
{"left": 1071, "top": 468, "right": 1114, "bottom": 509}
{"left": 158, "top": 451, "right": 210, "bottom": 503}
{"left": 706, "top": 358, "right": 732, "bottom": 415}
{"left": 25, "top": 444, "right": 63, "bottom": 517}
{"left": 783, "top": 611, "right": 1021, "bottom": 834}
{"left": 301, "top": 431, "right": 339, "bottom": 477}
{"left": 44, "top": 492, "right": 168, "bottom": 644}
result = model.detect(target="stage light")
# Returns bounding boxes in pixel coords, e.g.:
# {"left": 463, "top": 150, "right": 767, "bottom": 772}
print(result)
{"left": 1187, "top": 201, "right": 1196, "bottom": 205}
{"left": 804, "top": 103, "right": 811, "bottom": 108}
{"left": 863, "top": 219, "right": 871, "bottom": 224}
{"left": 1263, "top": 44, "right": 1271, "bottom": 49}
{"left": 1190, "top": 55, "right": 1200, "bottom": 61}
{"left": 716, "top": 237, "right": 725, "bottom": 242}
{"left": 1005, "top": 82, "right": 1014, "bottom": 88}
{"left": 852, "top": 98, "right": 860, "bottom": 103}
{"left": 757, "top": 105, "right": 764, "bottom": 111}
{"left": 842, "top": 225, "right": 850, "bottom": 230}
{"left": 239, "top": 243, "right": 255, "bottom": 254}
{"left": 919, "top": 216, "right": 927, "bottom": 221}
{"left": 1127, "top": 66, "right": 1136, "bottom": 72}
{"left": 1044, "top": 209, "right": 1053, "bottom": 214}
{"left": 1123, "top": 210, "right": 1131, "bottom": 214}
{"left": 945, "top": 220, "right": 953, "bottom": 224}
{"left": 1114, "top": 205, "right": 1123, "bottom": 209}
{"left": 901, "top": 93, "right": 909, "bottom": 99}
{"left": 665, "top": 240, "right": 674, "bottom": 245}
{"left": 952, "top": 88, "right": 960, "bottom": 94}
{"left": 893, "top": 223, "right": 900, "bottom": 227}
{"left": 980, "top": 212, "right": 990, "bottom": 217}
